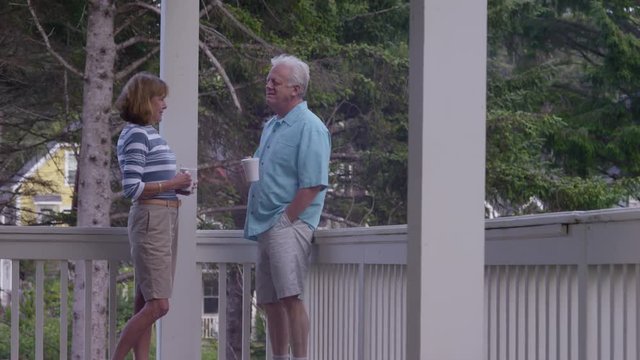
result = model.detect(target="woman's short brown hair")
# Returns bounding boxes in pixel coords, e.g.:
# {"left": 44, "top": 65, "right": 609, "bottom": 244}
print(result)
{"left": 115, "top": 72, "right": 168, "bottom": 125}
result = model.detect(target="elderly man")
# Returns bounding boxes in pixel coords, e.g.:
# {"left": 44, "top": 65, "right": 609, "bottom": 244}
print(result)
{"left": 244, "top": 54, "right": 331, "bottom": 360}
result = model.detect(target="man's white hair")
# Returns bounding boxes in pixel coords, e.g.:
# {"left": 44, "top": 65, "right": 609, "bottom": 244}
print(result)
{"left": 271, "top": 54, "right": 310, "bottom": 98}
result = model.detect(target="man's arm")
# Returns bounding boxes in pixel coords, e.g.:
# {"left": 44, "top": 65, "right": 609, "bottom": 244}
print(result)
{"left": 285, "top": 185, "right": 324, "bottom": 221}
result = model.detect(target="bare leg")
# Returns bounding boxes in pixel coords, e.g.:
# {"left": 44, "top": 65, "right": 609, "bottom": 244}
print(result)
{"left": 262, "top": 302, "right": 290, "bottom": 356}
{"left": 132, "top": 287, "right": 152, "bottom": 359}
{"left": 282, "top": 296, "right": 309, "bottom": 358}
{"left": 111, "top": 298, "right": 169, "bottom": 360}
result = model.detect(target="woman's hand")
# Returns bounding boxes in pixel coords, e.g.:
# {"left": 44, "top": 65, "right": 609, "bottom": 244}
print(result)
{"left": 172, "top": 171, "right": 192, "bottom": 190}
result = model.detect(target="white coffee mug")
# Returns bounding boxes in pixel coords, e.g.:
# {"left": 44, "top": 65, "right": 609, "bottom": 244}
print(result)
{"left": 241, "top": 158, "right": 259, "bottom": 182}
{"left": 179, "top": 167, "right": 198, "bottom": 193}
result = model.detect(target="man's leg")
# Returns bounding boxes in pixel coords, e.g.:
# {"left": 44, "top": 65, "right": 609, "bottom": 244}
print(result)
{"left": 262, "top": 302, "right": 290, "bottom": 358}
{"left": 257, "top": 214, "right": 312, "bottom": 359}
{"left": 281, "top": 296, "right": 309, "bottom": 358}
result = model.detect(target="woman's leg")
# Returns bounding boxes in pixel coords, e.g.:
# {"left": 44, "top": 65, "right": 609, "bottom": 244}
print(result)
{"left": 110, "top": 296, "right": 170, "bottom": 360}
{"left": 132, "top": 286, "right": 153, "bottom": 359}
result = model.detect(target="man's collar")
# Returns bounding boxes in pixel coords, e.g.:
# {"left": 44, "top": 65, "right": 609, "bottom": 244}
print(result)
{"left": 275, "top": 101, "right": 307, "bottom": 126}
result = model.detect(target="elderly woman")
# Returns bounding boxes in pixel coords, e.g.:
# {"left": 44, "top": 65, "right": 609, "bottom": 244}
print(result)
{"left": 112, "top": 72, "right": 192, "bottom": 360}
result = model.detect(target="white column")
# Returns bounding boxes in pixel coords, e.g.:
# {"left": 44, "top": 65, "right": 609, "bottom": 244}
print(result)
{"left": 158, "top": 0, "right": 201, "bottom": 359}
{"left": 406, "top": 0, "right": 487, "bottom": 359}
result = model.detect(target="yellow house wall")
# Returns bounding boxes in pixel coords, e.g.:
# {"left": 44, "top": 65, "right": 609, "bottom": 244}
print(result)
{"left": 18, "top": 146, "right": 75, "bottom": 224}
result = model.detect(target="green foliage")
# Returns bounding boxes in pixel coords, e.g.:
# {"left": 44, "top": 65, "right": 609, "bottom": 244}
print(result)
{"left": 201, "top": 339, "right": 218, "bottom": 359}
{"left": 12, "top": 0, "right": 640, "bottom": 228}
{"left": 485, "top": 0, "right": 640, "bottom": 215}
{"left": 0, "top": 262, "right": 161, "bottom": 359}
{"left": 0, "top": 262, "right": 70, "bottom": 359}
{"left": 196, "top": 0, "right": 410, "bottom": 226}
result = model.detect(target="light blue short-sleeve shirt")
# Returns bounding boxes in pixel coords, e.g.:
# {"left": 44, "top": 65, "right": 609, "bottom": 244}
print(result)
{"left": 244, "top": 101, "right": 331, "bottom": 240}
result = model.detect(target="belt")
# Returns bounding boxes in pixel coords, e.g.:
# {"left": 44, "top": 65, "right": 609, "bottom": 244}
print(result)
{"left": 135, "top": 199, "right": 181, "bottom": 208}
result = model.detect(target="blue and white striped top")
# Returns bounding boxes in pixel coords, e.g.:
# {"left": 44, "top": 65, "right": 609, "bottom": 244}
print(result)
{"left": 117, "top": 124, "right": 178, "bottom": 201}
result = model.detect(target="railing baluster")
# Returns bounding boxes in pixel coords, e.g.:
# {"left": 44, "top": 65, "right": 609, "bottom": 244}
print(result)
{"left": 108, "top": 260, "right": 118, "bottom": 358}
{"left": 330, "top": 264, "right": 336, "bottom": 360}
{"left": 373, "top": 264, "right": 380, "bottom": 360}
{"left": 554, "top": 265, "right": 562, "bottom": 360}
{"left": 241, "top": 263, "right": 251, "bottom": 360}
{"left": 341, "top": 264, "right": 346, "bottom": 360}
{"left": 327, "top": 264, "right": 332, "bottom": 360}
{"left": 84, "top": 260, "right": 92, "bottom": 360}
{"left": 357, "top": 262, "right": 365, "bottom": 360}
{"left": 197, "top": 262, "right": 204, "bottom": 340}
{"left": 610, "top": 264, "right": 615, "bottom": 360}
{"left": 622, "top": 264, "right": 627, "bottom": 360}
{"left": 218, "top": 263, "right": 227, "bottom": 360}
{"left": 544, "top": 265, "right": 549, "bottom": 360}
{"left": 35, "top": 260, "right": 44, "bottom": 360}
{"left": 391, "top": 265, "right": 397, "bottom": 359}
{"left": 506, "top": 266, "right": 511, "bottom": 360}
{"left": 535, "top": 266, "right": 541, "bottom": 360}
{"left": 59, "top": 261, "right": 68, "bottom": 360}
{"left": 384, "top": 265, "right": 390, "bottom": 360}
{"left": 484, "top": 266, "right": 493, "bottom": 360}
{"left": 401, "top": 264, "right": 406, "bottom": 360}
{"left": 319, "top": 264, "right": 324, "bottom": 360}
{"left": 567, "top": 265, "right": 571, "bottom": 360}
{"left": 597, "top": 264, "right": 602, "bottom": 360}
{"left": 337, "top": 264, "right": 343, "bottom": 360}
{"left": 516, "top": 266, "right": 520, "bottom": 360}
{"left": 525, "top": 265, "right": 529, "bottom": 360}
{"left": 497, "top": 265, "right": 502, "bottom": 360}
{"left": 309, "top": 265, "right": 317, "bottom": 359}
{"left": 349, "top": 264, "right": 354, "bottom": 360}
{"left": 577, "top": 261, "right": 588, "bottom": 360}
{"left": 11, "top": 259, "right": 19, "bottom": 360}
{"left": 636, "top": 264, "right": 639, "bottom": 360}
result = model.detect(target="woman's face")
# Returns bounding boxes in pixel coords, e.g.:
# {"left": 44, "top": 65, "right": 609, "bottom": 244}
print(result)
{"left": 150, "top": 95, "right": 167, "bottom": 123}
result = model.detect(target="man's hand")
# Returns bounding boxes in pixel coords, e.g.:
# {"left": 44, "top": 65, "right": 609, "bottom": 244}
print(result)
{"left": 285, "top": 186, "right": 324, "bottom": 221}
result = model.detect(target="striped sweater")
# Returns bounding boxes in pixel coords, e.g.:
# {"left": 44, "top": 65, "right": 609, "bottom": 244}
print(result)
{"left": 117, "top": 124, "right": 178, "bottom": 201}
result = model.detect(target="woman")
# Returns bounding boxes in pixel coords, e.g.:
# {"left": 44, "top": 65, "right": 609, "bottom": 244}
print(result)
{"left": 112, "top": 72, "right": 192, "bottom": 360}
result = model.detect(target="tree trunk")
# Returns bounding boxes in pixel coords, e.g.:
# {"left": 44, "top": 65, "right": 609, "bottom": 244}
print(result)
{"left": 226, "top": 265, "right": 243, "bottom": 360}
{"left": 226, "top": 174, "right": 249, "bottom": 359}
{"left": 71, "top": 1, "right": 116, "bottom": 359}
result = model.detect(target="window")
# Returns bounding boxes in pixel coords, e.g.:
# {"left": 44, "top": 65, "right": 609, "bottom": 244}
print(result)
{"left": 35, "top": 204, "right": 59, "bottom": 224}
{"left": 0, "top": 205, "right": 17, "bottom": 225}
{"left": 65, "top": 151, "right": 77, "bottom": 186}
{"left": 202, "top": 269, "right": 219, "bottom": 314}
{"left": 33, "top": 195, "right": 62, "bottom": 225}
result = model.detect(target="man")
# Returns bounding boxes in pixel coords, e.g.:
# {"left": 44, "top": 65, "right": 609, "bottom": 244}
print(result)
{"left": 244, "top": 54, "right": 331, "bottom": 360}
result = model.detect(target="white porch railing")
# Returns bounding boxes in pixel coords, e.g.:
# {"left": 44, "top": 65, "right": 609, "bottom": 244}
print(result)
{"left": 1, "top": 208, "right": 640, "bottom": 359}
{"left": 485, "top": 208, "right": 640, "bottom": 360}
{"left": 201, "top": 314, "right": 218, "bottom": 339}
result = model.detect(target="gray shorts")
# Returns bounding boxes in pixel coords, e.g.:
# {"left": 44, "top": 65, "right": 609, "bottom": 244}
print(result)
{"left": 128, "top": 203, "right": 179, "bottom": 301}
{"left": 256, "top": 212, "right": 313, "bottom": 304}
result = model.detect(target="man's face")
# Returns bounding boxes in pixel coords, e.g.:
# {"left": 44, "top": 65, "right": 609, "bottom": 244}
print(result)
{"left": 265, "top": 64, "right": 299, "bottom": 115}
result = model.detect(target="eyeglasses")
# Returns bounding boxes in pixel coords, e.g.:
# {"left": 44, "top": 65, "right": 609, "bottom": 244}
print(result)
{"left": 266, "top": 78, "right": 298, "bottom": 89}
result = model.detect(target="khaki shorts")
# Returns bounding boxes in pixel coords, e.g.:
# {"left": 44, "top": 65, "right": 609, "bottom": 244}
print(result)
{"left": 256, "top": 212, "right": 313, "bottom": 304}
{"left": 128, "top": 203, "right": 179, "bottom": 301}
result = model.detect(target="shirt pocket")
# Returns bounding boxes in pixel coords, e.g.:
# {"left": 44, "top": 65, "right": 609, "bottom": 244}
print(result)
{"left": 269, "top": 139, "right": 297, "bottom": 167}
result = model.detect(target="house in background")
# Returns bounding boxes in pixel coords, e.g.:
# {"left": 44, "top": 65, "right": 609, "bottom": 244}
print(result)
{"left": 0, "top": 141, "right": 77, "bottom": 307}
{"left": 0, "top": 141, "right": 77, "bottom": 226}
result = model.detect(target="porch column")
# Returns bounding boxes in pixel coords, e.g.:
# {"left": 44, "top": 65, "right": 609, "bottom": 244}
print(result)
{"left": 406, "top": 0, "right": 487, "bottom": 359}
{"left": 158, "top": 0, "right": 200, "bottom": 359}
